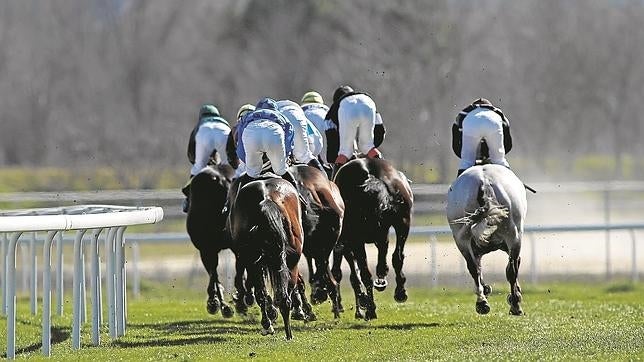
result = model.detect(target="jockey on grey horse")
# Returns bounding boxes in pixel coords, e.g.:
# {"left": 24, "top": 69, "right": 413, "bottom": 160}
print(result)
{"left": 452, "top": 98, "right": 512, "bottom": 177}
{"left": 446, "top": 98, "right": 528, "bottom": 316}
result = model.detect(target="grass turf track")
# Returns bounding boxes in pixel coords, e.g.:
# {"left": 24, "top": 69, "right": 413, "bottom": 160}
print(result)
{"left": 1, "top": 281, "right": 642, "bottom": 361}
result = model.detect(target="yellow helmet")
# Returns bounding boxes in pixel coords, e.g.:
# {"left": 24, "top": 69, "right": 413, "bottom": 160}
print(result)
{"left": 301, "top": 91, "right": 324, "bottom": 105}
{"left": 236, "top": 103, "right": 256, "bottom": 120}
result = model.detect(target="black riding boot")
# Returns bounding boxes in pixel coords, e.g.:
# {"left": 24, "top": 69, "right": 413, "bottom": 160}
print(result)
{"left": 181, "top": 175, "right": 194, "bottom": 213}
{"left": 222, "top": 173, "right": 255, "bottom": 214}
{"left": 307, "top": 158, "right": 327, "bottom": 177}
{"left": 456, "top": 169, "right": 466, "bottom": 177}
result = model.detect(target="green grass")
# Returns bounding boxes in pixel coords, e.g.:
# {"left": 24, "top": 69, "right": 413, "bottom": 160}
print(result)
{"left": 1, "top": 282, "right": 642, "bottom": 361}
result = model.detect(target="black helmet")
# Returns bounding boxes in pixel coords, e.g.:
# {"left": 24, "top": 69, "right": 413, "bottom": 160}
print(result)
{"left": 333, "top": 85, "right": 354, "bottom": 103}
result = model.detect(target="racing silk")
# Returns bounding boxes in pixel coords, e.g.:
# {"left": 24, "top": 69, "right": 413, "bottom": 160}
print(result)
{"left": 187, "top": 116, "right": 231, "bottom": 165}
{"left": 302, "top": 103, "right": 333, "bottom": 133}
{"left": 452, "top": 103, "right": 512, "bottom": 158}
{"left": 325, "top": 91, "right": 373, "bottom": 128}
{"left": 236, "top": 108, "right": 294, "bottom": 163}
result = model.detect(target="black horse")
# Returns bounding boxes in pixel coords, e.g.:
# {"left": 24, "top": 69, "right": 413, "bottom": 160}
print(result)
{"left": 228, "top": 176, "right": 306, "bottom": 340}
{"left": 291, "top": 164, "right": 345, "bottom": 318}
{"left": 185, "top": 164, "right": 237, "bottom": 317}
{"left": 332, "top": 158, "right": 414, "bottom": 320}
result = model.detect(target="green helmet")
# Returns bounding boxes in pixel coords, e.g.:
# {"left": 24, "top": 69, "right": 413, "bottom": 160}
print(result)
{"left": 236, "top": 103, "right": 256, "bottom": 119}
{"left": 301, "top": 91, "right": 324, "bottom": 105}
{"left": 199, "top": 104, "right": 220, "bottom": 119}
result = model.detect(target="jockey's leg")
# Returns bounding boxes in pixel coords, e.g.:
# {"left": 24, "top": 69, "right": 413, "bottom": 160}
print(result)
{"left": 336, "top": 104, "right": 360, "bottom": 167}
{"left": 485, "top": 125, "right": 510, "bottom": 168}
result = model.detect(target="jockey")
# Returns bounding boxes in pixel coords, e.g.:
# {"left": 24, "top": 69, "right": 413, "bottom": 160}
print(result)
{"left": 452, "top": 98, "right": 513, "bottom": 177}
{"left": 226, "top": 103, "right": 256, "bottom": 179}
{"left": 301, "top": 91, "right": 333, "bottom": 163}
{"left": 234, "top": 97, "right": 298, "bottom": 189}
{"left": 325, "top": 85, "right": 386, "bottom": 168}
{"left": 276, "top": 99, "right": 325, "bottom": 174}
{"left": 182, "top": 104, "right": 231, "bottom": 212}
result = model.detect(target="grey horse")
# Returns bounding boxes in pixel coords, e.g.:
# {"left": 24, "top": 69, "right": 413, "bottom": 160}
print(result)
{"left": 446, "top": 164, "right": 527, "bottom": 315}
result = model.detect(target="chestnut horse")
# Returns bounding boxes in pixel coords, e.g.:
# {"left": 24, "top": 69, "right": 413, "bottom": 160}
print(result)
{"left": 291, "top": 164, "right": 345, "bottom": 318}
{"left": 228, "top": 176, "right": 306, "bottom": 339}
{"left": 185, "top": 164, "right": 236, "bottom": 317}
{"left": 332, "top": 158, "right": 413, "bottom": 320}
{"left": 446, "top": 164, "right": 527, "bottom": 315}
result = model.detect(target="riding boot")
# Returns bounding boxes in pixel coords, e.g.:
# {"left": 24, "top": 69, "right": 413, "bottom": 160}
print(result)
{"left": 181, "top": 174, "right": 194, "bottom": 213}
{"left": 307, "top": 158, "right": 327, "bottom": 177}
{"left": 222, "top": 173, "right": 255, "bottom": 214}
{"left": 456, "top": 169, "right": 466, "bottom": 177}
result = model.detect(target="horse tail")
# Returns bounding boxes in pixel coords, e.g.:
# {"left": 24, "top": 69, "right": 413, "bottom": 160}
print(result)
{"left": 253, "top": 198, "right": 290, "bottom": 302}
{"left": 452, "top": 180, "right": 509, "bottom": 246}
{"left": 360, "top": 174, "right": 391, "bottom": 217}
{"left": 251, "top": 198, "right": 290, "bottom": 256}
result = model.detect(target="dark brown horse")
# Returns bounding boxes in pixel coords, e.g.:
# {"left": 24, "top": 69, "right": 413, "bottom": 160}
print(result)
{"left": 332, "top": 158, "right": 413, "bottom": 320}
{"left": 185, "top": 164, "right": 236, "bottom": 317}
{"left": 228, "top": 176, "right": 305, "bottom": 339}
{"left": 291, "top": 164, "right": 345, "bottom": 318}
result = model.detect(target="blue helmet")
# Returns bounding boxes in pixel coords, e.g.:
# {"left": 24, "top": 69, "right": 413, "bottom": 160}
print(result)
{"left": 255, "top": 97, "right": 278, "bottom": 111}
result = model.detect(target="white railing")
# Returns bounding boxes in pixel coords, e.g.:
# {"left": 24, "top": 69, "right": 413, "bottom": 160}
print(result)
{"left": 0, "top": 205, "right": 163, "bottom": 360}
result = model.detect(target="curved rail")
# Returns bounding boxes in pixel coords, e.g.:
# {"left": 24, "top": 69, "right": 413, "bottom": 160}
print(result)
{"left": 1, "top": 205, "right": 163, "bottom": 359}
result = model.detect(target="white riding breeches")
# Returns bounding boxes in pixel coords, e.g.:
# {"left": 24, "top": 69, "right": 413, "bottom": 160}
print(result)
{"left": 306, "top": 119, "right": 323, "bottom": 158}
{"left": 190, "top": 122, "right": 231, "bottom": 176}
{"left": 459, "top": 108, "right": 510, "bottom": 170}
{"left": 278, "top": 101, "right": 315, "bottom": 164}
{"left": 337, "top": 94, "right": 377, "bottom": 158}
{"left": 241, "top": 120, "right": 287, "bottom": 178}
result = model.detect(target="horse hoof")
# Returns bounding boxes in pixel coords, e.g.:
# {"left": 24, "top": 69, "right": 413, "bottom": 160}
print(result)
{"left": 244, "top": 294, "right": 255, "bottom": 307}
{"left": 354, "top": 309, "right": 365, "bottom": 320}
{"left": 509, "top": 307, "right": 524, "bottom": 316}
{"left": 234, "top": 301, "right": 248, "bottom": 315}
{"left": 306, "top": 312, "right": 317, "bottom": 322}
{"left": 207, "top": 300, "right": 220, "bottom": 315}
{"left": 483, "top": 284, "right": 492, "bottom": 296}
{"left": 394, "top": 289, "right": 408, "bottom": 303}
{"left": 364, "top": 309, "right": 378, "bottom": 321}
{"left": 373, "top": 278, "right": 388, "bottom": 292}
{"left": 221, "top": 305, "right": 234, "bottom": 318}
{"left": 261, "top": 325, "right": 275, "bottom": 336}
{"left": 476, "top": 300, "right": 490, "bottom": 315}
{"left": 291, "top": 309, "right": 306, "bottom": 321}
{"left": 338, "top": 302, "right": 345, "bottom": 313}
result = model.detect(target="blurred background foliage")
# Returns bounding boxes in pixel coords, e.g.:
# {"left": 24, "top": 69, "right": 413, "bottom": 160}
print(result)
{"left": 2, "top": 0, "right": 644, "bottom": 187}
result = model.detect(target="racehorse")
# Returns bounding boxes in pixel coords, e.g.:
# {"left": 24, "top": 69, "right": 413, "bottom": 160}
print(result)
{"left": 332, "top": 158, "right": 413, "bottom": 320}
{"left": 185, "top": 164, "right": 236, "bottom": 318}
{"left": 228, "top": 175, "right": 306, "bottom": 339}
{"left": 291, "top": 164, "right": 345, "bottom": 318}
{"left": 446, "top": 164, "right": 527, "bottom": 315}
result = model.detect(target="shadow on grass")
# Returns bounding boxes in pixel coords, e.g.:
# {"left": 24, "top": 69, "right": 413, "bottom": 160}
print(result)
{"left": 1, "top": 326, "right": 69, "bottom": 359}
{"left": 113, "top": 335, "right": 227, "bottom": 348}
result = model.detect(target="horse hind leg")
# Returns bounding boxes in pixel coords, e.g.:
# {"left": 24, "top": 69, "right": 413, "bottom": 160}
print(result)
{"left": 296, "top": 272, "right": 317, "bottom": 322}
{"left": 216, "top": 282, "right": 234, "bottom": 318}
{"left": 463, "top": 252, "right": 490, "bottom": 315}
{"left": 251, "top": 265, "right": 275, "bottom": 336}
{"left": 506, "top": 254, "right": 523, "bottom": 316}
{"left": 331, "top": 243, "right": 345, "bottom": 313}
{"left": 373, "top": 239, "right": 389, "bottom": 292}
{"left": 392, "top": 221, "right": 410, "bottom": 303}
{"left": 354, "top": 245, "right": 377, "bottom": 320}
